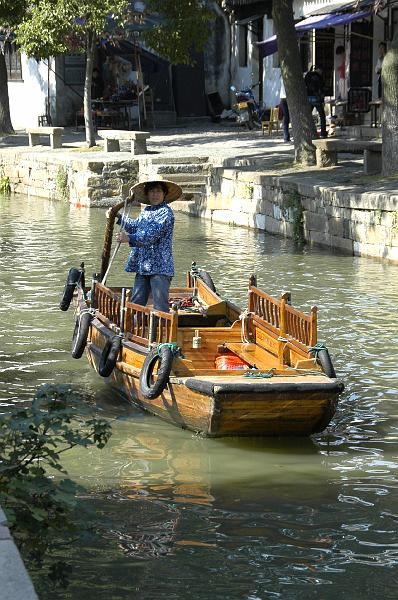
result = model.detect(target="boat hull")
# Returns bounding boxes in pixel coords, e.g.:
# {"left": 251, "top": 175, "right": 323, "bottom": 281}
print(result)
{"left": 87, "top": 319, "right": 343, "bottom": 437}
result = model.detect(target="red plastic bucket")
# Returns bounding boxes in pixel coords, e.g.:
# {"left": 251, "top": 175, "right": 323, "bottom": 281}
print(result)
{"left": 215, "top": 355, "right": 249, "bottom": 370}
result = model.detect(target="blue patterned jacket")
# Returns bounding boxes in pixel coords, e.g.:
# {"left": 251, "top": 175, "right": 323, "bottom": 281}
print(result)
{"left": 116, "top": 202, "right": 174, "bottom": 276}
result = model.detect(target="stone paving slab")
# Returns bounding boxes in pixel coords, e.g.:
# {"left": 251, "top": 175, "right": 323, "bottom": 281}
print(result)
{"left": 0, "top": 507, "right": 38, "bottom": 600}
{"left": 1, "top": 123, "right": 398, "bottom": 196}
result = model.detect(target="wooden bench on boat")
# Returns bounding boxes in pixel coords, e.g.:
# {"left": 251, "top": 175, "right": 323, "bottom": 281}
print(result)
{"left": 26, "top": 126, "right": 64, "bottom": 149}
{"left": 313, "top": 138, "right": 382, "bottom": 174}
{"left": 97, "top": 129, "right": 151, "bottom": 155}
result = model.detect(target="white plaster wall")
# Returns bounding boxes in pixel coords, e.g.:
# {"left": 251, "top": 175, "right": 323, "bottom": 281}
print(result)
{"left": 8, "top": 55, "right": 56, "bottom": 129}
{"left": 230, "top": 23, "right": 259, "bottom": 103}
{"left": 262, "top": 18, "right": 281, "bottom": 109}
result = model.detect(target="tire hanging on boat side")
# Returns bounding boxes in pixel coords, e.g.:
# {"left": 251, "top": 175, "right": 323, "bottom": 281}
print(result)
{"left": 316, "top": 348, "right": 336, "bottom": 379}
{"left": 60, "top": 267, "right": 81, "bottom": 311}
{"left": 139, "top": 346, "right": 174, "bottom": 400}
{"left": 198, "top": 269, "right": 216, "bottom": 293}
{"left": 98, "top": 336, "right": 122, "bottom": 378}
{"left": 71, "top": 311, "right": 93, "bottom": 359}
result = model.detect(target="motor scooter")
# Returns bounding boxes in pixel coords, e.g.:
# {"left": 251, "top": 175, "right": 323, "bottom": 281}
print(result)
{"left": 230, "top": 84, "right": 263, "bottom": 129}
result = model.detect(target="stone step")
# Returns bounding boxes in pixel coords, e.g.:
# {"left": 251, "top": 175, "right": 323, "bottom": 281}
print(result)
{"left": 146, "top": 110, "right": 177, "bottom": 128}
{"left": 155, "top": 172, "right": 208, "bottom": 184}
{"left": 155, "top": 163, "right": 210, "bottom": 175}
{"left": 182, "top": 189, "right": 206, "bottom": 202}
{"left": 181, "top": 183, "right": 206, "bottom": 194}
{"left": 146, "top": 156, "right": 209, "bottom": 165}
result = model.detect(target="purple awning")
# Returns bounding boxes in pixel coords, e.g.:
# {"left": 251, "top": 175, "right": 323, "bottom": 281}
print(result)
{"left": 257, "top": 10, "right": 371, "bottom": 57}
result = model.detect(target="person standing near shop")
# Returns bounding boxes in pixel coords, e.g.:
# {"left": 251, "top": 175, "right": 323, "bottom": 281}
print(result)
{"left": 304, "top": 66, "right": 327, "bottom": 138}
{"left": 375, "top": 42, "right": 387, "bottom": 99}
{"left": 335, "top": 45, "right": 346, "bottom": 100}
{"left": 279, "top": 74, "right": 290, "bottom": 143}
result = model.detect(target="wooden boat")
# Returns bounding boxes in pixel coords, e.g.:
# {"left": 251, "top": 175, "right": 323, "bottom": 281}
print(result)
{"left": 61, "top": 200, "right": 344, "bottom": 437}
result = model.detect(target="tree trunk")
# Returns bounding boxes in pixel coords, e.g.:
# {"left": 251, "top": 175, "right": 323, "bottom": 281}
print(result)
{"left": 272, "top": 0, "right": 316, "bottom": 166}
{"left": 0, "top": 52, "right": 14, "bottom": 135}
{"left": 84, "top": 31, "right": 96, "bottom": 147}
{"left": 381, "top": 28, "right": 398, "bottom": 176}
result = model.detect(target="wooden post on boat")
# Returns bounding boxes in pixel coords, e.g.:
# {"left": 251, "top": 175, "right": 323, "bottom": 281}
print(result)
{"left": 120, "top": 288, "right": 127, "bottom": 335}
{"left": 90, "top": 273, "right": 99, "bottom": 310}
{"left": 148, "top": 312, "right": 155, "bottom": 347}
{"left": 170, "top": 304, "right": 178, "bottom": 342}
{"left": 278, "top": 293, "right": 289, "bottom": 366}
{"left": 310, "top": 306, "right": 318, "bottom": 346}
{"left": 248, "top": 274, "right": 257, "bottom": 313}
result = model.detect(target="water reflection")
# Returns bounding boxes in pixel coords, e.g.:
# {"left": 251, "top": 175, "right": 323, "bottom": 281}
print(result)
{"left": 2, "top": 193, "right": 398, "bottom": 599}
{"left": 55, "top": 411, "right": 398, "bottom": 599}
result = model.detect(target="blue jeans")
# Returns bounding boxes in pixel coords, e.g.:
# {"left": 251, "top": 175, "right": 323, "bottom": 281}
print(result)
{"left": 308, "top": 96, "right": 327, "bottom": 137}
{"left": 280, "top": 99, "right": 290, "bottom": 141}
{"left": 131, "top": 274, "right": 171, "bottom": 313}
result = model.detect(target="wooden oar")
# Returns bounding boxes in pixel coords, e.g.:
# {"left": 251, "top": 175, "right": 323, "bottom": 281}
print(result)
{"left": 101, "top": 196, "right": 133, "bottom": 285}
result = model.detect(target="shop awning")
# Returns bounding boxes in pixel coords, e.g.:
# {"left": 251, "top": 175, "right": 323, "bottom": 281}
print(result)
{"left": 257, "top": 9, "right": 371, "bottom": 57}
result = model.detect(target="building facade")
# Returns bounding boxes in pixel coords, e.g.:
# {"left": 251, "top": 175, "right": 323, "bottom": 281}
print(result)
{"left": 224, "top": 0, "right": 391, "bottom": 121}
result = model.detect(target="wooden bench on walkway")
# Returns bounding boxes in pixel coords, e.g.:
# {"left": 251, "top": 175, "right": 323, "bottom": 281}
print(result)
{"left": 26, "top": 126, "right": 64, "bottom": 149}
{"left": 97, "top": 130, "right": 151, "bottom": 155}
{"left": 313, "top": 138, "right": 382, "bottom": 174}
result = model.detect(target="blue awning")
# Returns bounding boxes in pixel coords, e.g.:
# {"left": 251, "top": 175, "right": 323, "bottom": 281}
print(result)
{"left": 257, "top": 9, "right": 371, "bottom": 57}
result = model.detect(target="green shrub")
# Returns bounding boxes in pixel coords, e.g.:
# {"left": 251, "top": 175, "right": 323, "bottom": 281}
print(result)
{"left": 55, "top": 167, "right": 69, "bottom": 200}
{"left": 0, "top": 167, "right": 11, "bottom": 195}
{"left": 0, "top": 384, "right": 112, "bottom": 589}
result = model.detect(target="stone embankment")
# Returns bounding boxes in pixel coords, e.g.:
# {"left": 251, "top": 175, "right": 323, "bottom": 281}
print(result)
{"left": 0, "top": 507, "right": 38, "bottom": 599}
{"left": 1, "top": 128, "right": 398, "bottom": 263}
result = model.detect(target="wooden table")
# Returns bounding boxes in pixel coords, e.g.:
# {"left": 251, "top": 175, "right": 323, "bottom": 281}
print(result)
{"left": 91, "top": 99, "right": 136, "bottom": 129}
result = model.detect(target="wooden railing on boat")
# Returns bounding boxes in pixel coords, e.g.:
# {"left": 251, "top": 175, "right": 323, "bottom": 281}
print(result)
{"left": 95, "top": 283, "right": 177, "bottom": 345}
{"left": 248, "top": 285, "right": 317, "bottom": 348}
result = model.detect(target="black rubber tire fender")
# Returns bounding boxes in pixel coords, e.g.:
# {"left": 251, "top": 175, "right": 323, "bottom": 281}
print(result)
{"left": 139, "top": 345, "right": 174, "bottom": 400}
{"left": 198, "top": 269, "right": 216, "bottom": 293}
{"left": 60, "top": 267, "right": 81, "bottom": 311}
{"left": 71, "top": 311, "right": 93, "bottom": 359}
{"left": 98, "top": 336, "right": 122, "bottom": 378}
{"left": 316, "top": 348, "right": 336, "bottom": 379}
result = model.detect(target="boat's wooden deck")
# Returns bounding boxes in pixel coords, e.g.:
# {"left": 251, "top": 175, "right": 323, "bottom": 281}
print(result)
{"left": 224, "top": 342, "right": 280, "bottom": 369}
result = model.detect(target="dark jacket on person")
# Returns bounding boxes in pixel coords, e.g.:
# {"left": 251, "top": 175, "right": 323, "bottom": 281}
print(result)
{"left": 304, "top": 70, "right": 325, "bottom": 101}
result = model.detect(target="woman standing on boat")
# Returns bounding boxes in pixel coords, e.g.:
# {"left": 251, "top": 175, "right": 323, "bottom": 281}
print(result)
{"left": 107, "top": 179, "right": 182, "bottom": 313}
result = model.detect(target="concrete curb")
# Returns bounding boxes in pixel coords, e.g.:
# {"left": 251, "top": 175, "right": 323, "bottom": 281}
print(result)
{"left": 0, "top": 507, "right": 38, "bottom": 600}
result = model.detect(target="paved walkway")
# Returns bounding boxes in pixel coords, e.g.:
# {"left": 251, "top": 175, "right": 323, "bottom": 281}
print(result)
{"left": 1, "top": 122, "right": 397, "bottom": 195}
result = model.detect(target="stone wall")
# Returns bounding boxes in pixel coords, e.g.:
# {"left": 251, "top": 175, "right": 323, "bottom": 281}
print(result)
{"left": 199, "top": 167, "right": 398, "bottom": 262}
{"left": 0, "top": 150, "right": 139, "bottom": 207}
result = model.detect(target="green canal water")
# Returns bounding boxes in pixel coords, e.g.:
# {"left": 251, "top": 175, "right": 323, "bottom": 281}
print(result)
{"left": 1, "top": 193, "right": 398, "bottom": 599}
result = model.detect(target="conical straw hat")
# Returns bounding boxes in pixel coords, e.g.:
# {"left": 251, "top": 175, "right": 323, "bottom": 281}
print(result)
{"left": 129, "top": 179, "right": 183, "bottom": 204}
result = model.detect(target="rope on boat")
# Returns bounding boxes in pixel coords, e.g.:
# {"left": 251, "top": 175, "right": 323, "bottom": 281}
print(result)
{"left": 243, "top": 369, "right": 275, "bottom": 379}
{"left": 157, "top": 342, "right": 182, "bottom": 357}
{"left": 243, "top": 367, "right": 328, "bottom": 379}
{"left": 308, "top": 342, "right": 329, "bottom": 358}
{"left": 239, "top": 310, "right": 253, "bottom": 344}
